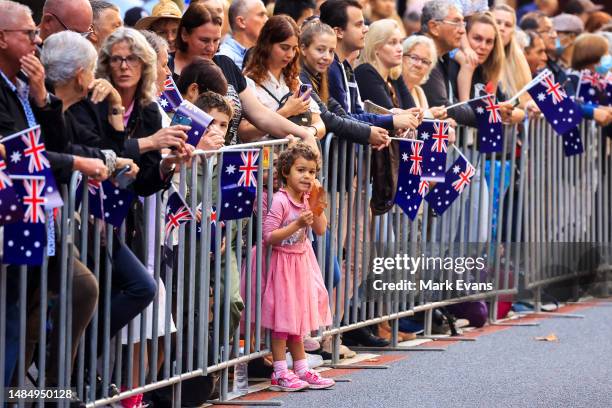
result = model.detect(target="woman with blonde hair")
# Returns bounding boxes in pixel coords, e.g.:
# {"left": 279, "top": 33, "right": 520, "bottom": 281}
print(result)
{"left": 356, "top": 18, "right": 411, "bottom": 110}
{"left": 492, "top": 4, "right": 538, "bottom": 113}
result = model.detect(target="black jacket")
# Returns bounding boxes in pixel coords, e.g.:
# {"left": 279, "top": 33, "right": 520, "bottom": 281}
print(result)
{"left": 299, "top": 69, "right": 371, "bottom": 145}
{"left": 354, "top": 63, "right": 416, "bottom": 215}
{"left": 0, "top": 73, "right": 73, "bottom": 183}
{"left": 421, "top": 54, "right": 477, "bottom": 127}
{"left": 70, "top": 99, "right": 168, "bottom": 197}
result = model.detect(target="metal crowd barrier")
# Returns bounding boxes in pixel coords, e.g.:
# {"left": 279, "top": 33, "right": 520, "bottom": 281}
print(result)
{"left": 520, "top": 118, "right": 611, "bottom": 311}
{"left": 0, "top": 119, "right": 608, "bottom": 407}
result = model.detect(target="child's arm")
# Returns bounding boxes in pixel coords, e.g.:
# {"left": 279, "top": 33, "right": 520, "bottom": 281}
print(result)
{"left": 266, "top": 213, "right": 312, "bottom": 245}
{"left": 311, "top": 210, "right": 327, "bottom": 237}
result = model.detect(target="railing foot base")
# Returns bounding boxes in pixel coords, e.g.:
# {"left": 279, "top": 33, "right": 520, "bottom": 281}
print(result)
{"left": 489, "top": 321, "right": 540, "bottom": 326}
{"left": 418, "top": 335, "right": 477, "bottom": 341}
{"left": 346, "top": 346, "right": 446, "bottom": 352}
{"left": 333, "top": 378, "right": 352, "bottom": 382}
{"left": 321, "top": 364, "right": 389, "bottom": 369}
{"left": 517, "top": 311, "right": 584, "bottom": 318}
{"left": 207, "top": 400, "right": 282, "bottom": 406}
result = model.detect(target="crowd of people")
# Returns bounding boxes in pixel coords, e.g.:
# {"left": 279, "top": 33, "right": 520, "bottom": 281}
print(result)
{"left": 0, "top": 0, "right": 611, "bottom": 406}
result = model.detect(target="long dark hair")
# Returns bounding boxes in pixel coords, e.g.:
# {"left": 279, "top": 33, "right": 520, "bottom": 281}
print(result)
{"left": 244, "top": 15, "right": 300, "bottom": 92}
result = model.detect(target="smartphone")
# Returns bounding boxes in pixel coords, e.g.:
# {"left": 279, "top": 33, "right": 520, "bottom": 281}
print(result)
{"left": 170, "top": 112, "right": 193, "bottom": 127}
{"left": 298, "top": 83, "right": 312, "bottom": 101}
{"left": 115, "top": 165, "right": 133, "bottom": 189}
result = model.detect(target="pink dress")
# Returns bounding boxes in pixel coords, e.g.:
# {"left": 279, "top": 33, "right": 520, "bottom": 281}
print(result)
{"left": 260, "top": 189, "right": 332, "bottom": 336}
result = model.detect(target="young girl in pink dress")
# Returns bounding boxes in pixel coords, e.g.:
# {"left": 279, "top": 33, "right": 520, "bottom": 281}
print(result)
{"left": 261, "top": 143, "right": 335, "bottom": 391}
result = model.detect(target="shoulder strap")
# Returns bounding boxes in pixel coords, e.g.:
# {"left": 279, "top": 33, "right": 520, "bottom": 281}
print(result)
{"left": 259, "top": 84, "right": 292, "bottom": 107}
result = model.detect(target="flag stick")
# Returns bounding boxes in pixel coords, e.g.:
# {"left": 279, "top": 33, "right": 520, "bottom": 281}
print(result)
{"left": 506, "top": 69, "right": 550, "bottom": 105}
{"left": 445, "top": 93, "right": 493, "bottom": 110}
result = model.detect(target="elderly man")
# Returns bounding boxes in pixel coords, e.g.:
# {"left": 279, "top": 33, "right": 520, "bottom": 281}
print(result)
{"left": 0, "top": 0, "right": 103, "bottom": 394}
{"left": 217, "top": 0, "right": 268, "bottom": 69}
{"left": 39, "top": 0, "right": 93, "bottom": 40}
{"left": 420, "top": 0, "right": 477, "bottom": 127}
{"left": 89, "top": 0, "right": 123, "bottom": 49}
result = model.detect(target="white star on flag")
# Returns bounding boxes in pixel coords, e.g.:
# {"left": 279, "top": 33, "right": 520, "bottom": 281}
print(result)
{"left": 421, "top": 132, "right": 429, "bottom": 140}
{"left": 537, "top": 93, "right": 546, "bottom": 102}
{"left": 453, "top": 165, "right": 460, "bottom": 174}
{"left": 10, "top": 151, "right": 21, "bottom": 163}
{"left": 476, "top": 106, "right": 484, "bottom": 114}
{"left": 402, "top": 152, "right": 408, "bottom": 161}
{"left": 226, "top": 164, "right": 236, "bottom": 174}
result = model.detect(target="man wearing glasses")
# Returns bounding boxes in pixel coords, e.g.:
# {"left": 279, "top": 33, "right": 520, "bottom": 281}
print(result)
{"left": 39, "top": 0, "right": 94, "bottom": 41}
{"left": 421, "top": 0, "right": 476, "bottom": 127}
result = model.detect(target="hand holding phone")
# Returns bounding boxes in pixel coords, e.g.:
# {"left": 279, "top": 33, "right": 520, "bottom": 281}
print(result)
{"left": 298, "top": 83, "right": 312, "bottom": 101}
{"left": 115, "top": 165, "right": 133, "bottom": 189}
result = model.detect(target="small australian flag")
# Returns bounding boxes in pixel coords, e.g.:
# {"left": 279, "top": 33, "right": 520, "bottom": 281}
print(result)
{"left": 425, "top": 152, "right": 475, "bottom": 216}
{"left": 158, "top": 75, "right": 183, "bottom": 113}
{"left": 1, "top": 125, "right": 63, "bottom": 208}
{"left": 469, "top": 94, "right": 504, "bottom": 153}
{"left": 175, "top": 100, "right": 213, "bottom": 146}
{"left": 3, "top": 176, "right": 48, "bottom": 265}
{"left": 0, "top": 160, "right": 23, "bottom": 225}
{"left": 219, "top": 150, "right": 258, "bottom": 221}
{"left": 527, "top": 70, "right": 582, "bottom": 135}
{"left": 418, "top": 120, "right": 449, "bottom": 182}
{"left": 561, "top": 127, "right": 584, "bottom": 157}
{"left": 164, "top": 190, "right": 193, "bottom": 243}
{"left": 577, "top": 70, "right": 602, "bottom": 105}
{"left": 195, "top": 204, "right": 225, "bottom": 252}
{"left": 395, "top": 140, "right": 429, "bottom": 220}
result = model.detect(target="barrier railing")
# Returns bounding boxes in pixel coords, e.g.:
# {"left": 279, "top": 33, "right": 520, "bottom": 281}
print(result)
{"left": 0, "top": 119, "right": 608, "bottom": 407}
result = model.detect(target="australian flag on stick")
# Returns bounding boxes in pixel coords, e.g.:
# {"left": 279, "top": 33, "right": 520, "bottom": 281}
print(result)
{"left": 469, "top": 94, "right": 504, "bottom": 153}
{"left": 164, "top": 189, "right": 194, "bottom": 243}
{"left": 527, "top": 70, "right": 582, "bottom": 135}
{"left": 576, "top": 70, "right": 603, "bottom": 105}
{"left": 561, "top": 127, "right": 584, "bottom": 157}
{"left": 418, "top": 120, "right": 450, "bottom": 182}
{"left": 219, "top": 150, "right": 258, "bottom": 221}
{"left": 395, "top": 139, "right": 429, "bottom": 220}
{"left": 3, "top": 176, "right": 48, "bottom": 265}
{"left": 174, "top": 100, "right": 213, "bottom": 147}
{"left": 1, "top": 125, "right": 63, "bottom": 208}
{"left": 425, "top": 148, "right": 476, "bottom": 216}
{"left": 158, "top": 75, "right": 183, "bottom": 113}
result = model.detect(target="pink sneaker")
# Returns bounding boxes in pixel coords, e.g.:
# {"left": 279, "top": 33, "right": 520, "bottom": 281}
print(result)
{"left": 298, "top": 369, "right": 335, "bottom": 389}
{"left": 270, "top": 370, "right": 309, "bottom": 392}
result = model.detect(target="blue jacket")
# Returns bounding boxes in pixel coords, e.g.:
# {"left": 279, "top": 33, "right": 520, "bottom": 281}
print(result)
{"left": 327, "top": 54, "right": 394, "bottom": 130}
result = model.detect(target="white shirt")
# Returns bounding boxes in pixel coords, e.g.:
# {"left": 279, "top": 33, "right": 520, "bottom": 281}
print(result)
{"left": 246, "top": 71, "right": 320, "bottom": 114}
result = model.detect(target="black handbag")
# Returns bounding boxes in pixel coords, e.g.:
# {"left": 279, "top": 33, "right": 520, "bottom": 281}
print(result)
{"left": 260, "top": 86, "right": 312, "bottom": 126}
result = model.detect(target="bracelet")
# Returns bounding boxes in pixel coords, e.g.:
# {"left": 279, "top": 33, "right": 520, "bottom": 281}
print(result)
{"left": 111, "top": 105, "right": 125, "bottom": 116}
{"left": 306, "top": 125, "right": 317, "bottom": 137}
{"left": 101, "top": 149, "right": 117, "bottom": 175}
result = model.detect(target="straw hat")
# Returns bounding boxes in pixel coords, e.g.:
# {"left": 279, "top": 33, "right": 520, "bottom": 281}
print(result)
{"left": 134, "top": 0, "right": 182, "bottom": 31}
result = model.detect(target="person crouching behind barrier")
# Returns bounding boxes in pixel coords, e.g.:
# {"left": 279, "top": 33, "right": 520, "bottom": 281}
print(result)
{"left": 261, "top": 143, "right": 335, "bottom": 391}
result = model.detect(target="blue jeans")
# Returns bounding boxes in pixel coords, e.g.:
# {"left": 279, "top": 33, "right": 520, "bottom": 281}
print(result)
{"left": 95, "top": 241, "right": 157, "bottom": 349}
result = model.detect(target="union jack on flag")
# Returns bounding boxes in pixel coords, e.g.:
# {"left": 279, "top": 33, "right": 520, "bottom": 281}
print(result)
{"left": 238, "top": 151, "right": 259, "bottom": 187}
{"left": 408, "top": 140, "right": 423, "bottom": 176}
{"left": 431, "top": 121, "right": 449, "bottom": 153}
{"left": 165, "top": 190, "right": 194, "bottom": 240}
{"left": 158, "top": 75, "right": 183, "bottom": 113}
{"left": 451, "top": 163, "right": 476, "bottom": 193}
{"left": 418, "top": 180, "right": 430, "bottom": 196}
{"left": 21, "top": 177, "right": 47, "bottom": 223}
{"left": 0, "top": 160, "right": 11, "bottom": 189}
{"left": 21, "top": 127, "right": 50, "bottom": 173}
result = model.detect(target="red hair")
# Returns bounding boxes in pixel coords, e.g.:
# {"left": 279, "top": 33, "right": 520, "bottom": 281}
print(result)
{"left": 244, "top": 15, "right": 300, "bottom": 92}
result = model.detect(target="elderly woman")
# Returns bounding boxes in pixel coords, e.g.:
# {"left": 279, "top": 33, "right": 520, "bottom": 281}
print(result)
{"left": 40, "top": 31, "right": 158, "bottom": 397}
{"left": 401, "top": 35, "right": 448, "bottom": 118}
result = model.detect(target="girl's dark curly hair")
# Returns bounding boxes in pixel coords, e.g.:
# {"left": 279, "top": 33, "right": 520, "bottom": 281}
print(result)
{"left": 277, "top": 143, "right": 320, "bottom": 185}
{"left": 244, "top": 15, "right": 300, "bottom": 92}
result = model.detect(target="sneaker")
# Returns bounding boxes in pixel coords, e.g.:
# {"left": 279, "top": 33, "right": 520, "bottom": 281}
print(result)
{"left": 269, "top": 370, "right": 309, "bottom": 392}
{"left": 298, "top": 369, "right": 335, "bottom": 390}
{"left": 303, "top": 336, "right": 320, "bottom": 352}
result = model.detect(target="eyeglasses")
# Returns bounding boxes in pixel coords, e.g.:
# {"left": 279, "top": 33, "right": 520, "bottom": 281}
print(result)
{"left": 438, "top": 19, "right": 466, "bottom": 28}
{"left": 109, "top": 54, "right": 141, "bottom": 68}
{"left": 537, "top": 28, "right": 556, "bottom": 36}
{"left": 48, "top": 12, "right": 93, "bottom": 38}
{"left": 2, "top": 28, "right": 40, "bottom": 42}
{"left": 404, "top": 53, "right": 432, "bottom": 67}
